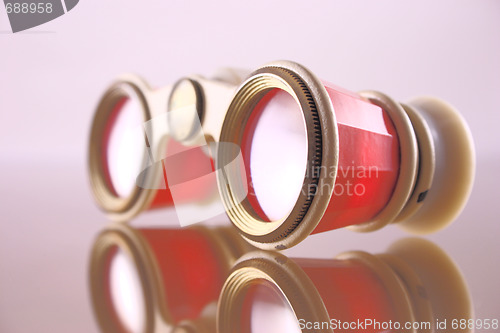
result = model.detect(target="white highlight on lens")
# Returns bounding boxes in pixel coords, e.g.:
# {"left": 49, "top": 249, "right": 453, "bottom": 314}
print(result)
{"left": 250, "top": 90, "right": 308, "bottom": 221}
{"left": 107, "top": 97, "right": 145, "bottom": 198}
{"left": 249, "top": 283, "right": 301, "bottom": 333}
{"left": 109, "top": 249, "right": 146, "bottom": 333}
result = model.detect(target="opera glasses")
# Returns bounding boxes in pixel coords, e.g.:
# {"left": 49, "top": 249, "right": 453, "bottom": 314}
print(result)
{"left": 88, "top": 61, "right": 475, "bottom": 249}
{"left": 89, "top": 225, "right": 252, "bottom": 333}
{"left": 218, "top": 238, "right": 472, "bottom": 333}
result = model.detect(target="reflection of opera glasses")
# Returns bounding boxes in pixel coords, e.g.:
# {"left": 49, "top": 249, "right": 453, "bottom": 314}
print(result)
{"left": 218, "top": 238, "right": 472, "bottom": 333}
{"left": 88, "top": 61, "right": 474, "bottom": 248}
{"left": 89, "top": 224, "right": 251, "bottom": 333}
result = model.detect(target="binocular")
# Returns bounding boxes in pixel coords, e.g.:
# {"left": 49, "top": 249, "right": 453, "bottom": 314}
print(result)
{"left": 88, "top": 61, "right": 475, "bottom": 249}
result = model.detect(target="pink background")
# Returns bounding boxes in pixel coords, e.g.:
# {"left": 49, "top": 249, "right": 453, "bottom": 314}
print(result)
{"left": 1, "top": 1, "right": 499, "bottom": 332}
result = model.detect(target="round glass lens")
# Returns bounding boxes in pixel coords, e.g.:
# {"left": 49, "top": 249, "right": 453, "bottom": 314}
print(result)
{"left": 106, "top": 96, "right": 145, "bottom": 198}
{"left": 247, "top": 89, "right": 308, "bottom": 221}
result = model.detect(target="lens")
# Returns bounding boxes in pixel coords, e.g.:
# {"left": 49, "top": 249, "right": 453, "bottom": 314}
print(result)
{"left": 244, "top": 89, "right": 308, "bottom": 221}
{"left": 241, "top": 280, "right": 301, "bottom": 333}
{"left": 104, "top": 95, "right": 145, "bottom": 198}
{"left": 108, "top": 248, "right": 146, "bottom": 333}
{"left": 167, "top": 78, "right": 203, "bottom": 143}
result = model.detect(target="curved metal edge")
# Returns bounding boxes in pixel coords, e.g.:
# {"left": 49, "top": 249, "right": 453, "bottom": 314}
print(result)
{"left": 217, "top": 250, "right": 332, "bottom": 333}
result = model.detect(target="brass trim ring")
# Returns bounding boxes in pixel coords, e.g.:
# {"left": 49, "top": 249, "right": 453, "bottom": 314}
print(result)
{"left": 217, "top": 251, "right": 332, "bottom": 333}
{"left": 348, "top": 91, "right": 419, "bottom": 232}
{"left": 217, "top": 61, "right": 338, "bottom": 250}
{"left": 395, "top": 103, "right": 436, "bottom": 222}
{"left": 88, "top": 75, "right": 161, "bottom": 222}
